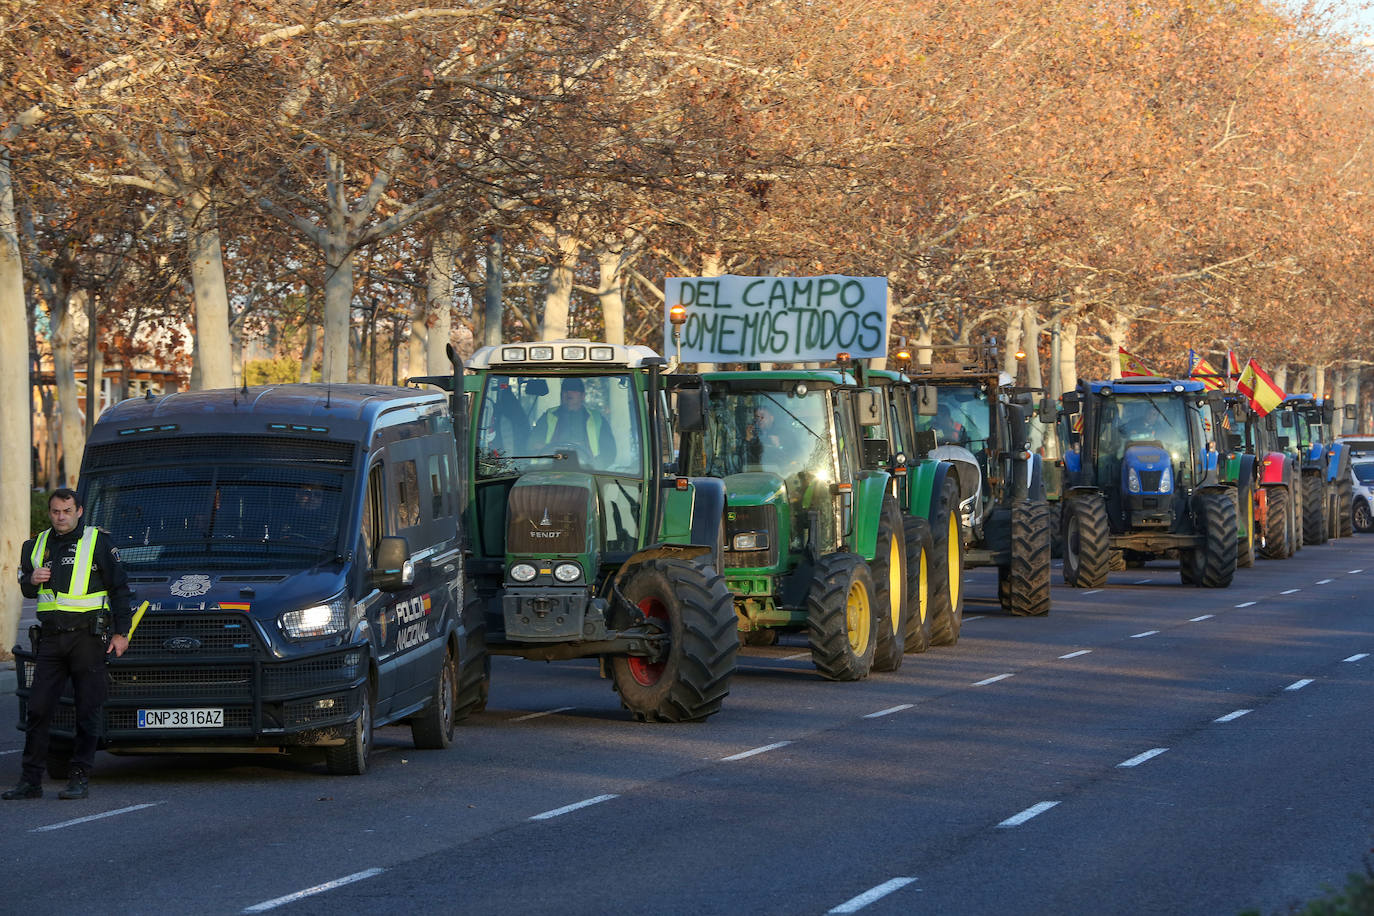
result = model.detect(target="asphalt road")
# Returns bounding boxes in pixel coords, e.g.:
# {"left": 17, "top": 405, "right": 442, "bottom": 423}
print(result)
{"left": 3, "top": 540, "right": 1372, "bottom": 915}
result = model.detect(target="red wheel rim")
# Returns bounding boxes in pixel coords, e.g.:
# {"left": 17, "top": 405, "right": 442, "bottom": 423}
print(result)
{"left": 626, "top": 596, "right": 670, "bottom": 686}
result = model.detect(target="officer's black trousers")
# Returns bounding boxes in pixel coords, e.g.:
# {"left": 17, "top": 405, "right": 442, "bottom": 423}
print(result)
{"left": 21, "top": 629, "right": 107, "bottom": 783}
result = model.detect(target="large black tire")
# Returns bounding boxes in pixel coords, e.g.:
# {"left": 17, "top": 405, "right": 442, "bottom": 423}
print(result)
{"left": 807, "top": 553, "right": 878, "bottom": 681}
{"left": 1260, "top": 485, "right": 1290, "bottom": 559}
{"left": 1302, "top": 474, "right": 1328, "bottom": 545}
{"left": 1001, "top": 501, "right": 1052, "bottom": 616}
{"left": 1355, "top": 497, "right": 1374, "bottom": 533}
{"left": 410, "top": 645, "right": 458, "bottom": 750}
{"left": 609, "top": 558, "right": 738, "bottom": 722}
{"left": 901, "top": 515, "right": 933, "bottom": 654}
{"left": 1236, "top": 485, "right": 1256, "bottom": 569}
{"left": 1195, "top": 488, "right": 1238, "bottom": 587}
{"left": 871, "top": 498, "right": 909, "bottom": 673}
{"left": 1047, "top": 500, "right": 1064, "bottom": 559}
{"left": 927, "top": 476, "right": 965, "bottom": 647}
{"left": 1328, "top": 486, "right": 1342, "bottom": 540}
{"left": 1062, "top": 493, "right": 1111, "bottom": 588}
{"left": 326, "top": 681, "right": 374, "bottom": 775}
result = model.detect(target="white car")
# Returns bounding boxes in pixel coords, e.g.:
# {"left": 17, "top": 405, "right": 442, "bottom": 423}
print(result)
{"left": 1352, "top": 461, "right": 1374, "bottom": 533}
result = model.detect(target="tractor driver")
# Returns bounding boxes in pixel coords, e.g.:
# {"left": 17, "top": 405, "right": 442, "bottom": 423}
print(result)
{"left": 532, "top": 378, "right": 616, "bottom": 467}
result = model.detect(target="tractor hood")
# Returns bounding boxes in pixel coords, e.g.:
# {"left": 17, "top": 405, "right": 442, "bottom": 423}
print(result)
{"left": 506, "top": 471, "right": 598, "bottom": 557}
{"left": 1122, "top": 444, "right": 1174, "bottom": 495}
{"left": 722, "top": 471, "right": 789, "bottom": 508}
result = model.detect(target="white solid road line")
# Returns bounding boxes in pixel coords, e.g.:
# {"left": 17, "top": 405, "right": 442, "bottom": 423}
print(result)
{"left": 1118, "top": 748, "right": 1169, "bottom": 768}
{"left": 998, "top": 801, "right": 1059, "bottom": 828}
{"left": 864, "top": 704, "right": 914, "bottom": 719}
{"left": 1281, "top": 588, "right": 1301, "bottom": 595}
{"left": 529, "top": 794, "right": 619, "bottom": 821}
{"left": 1316, "top": 579, "right": 1334, "bottom": 585}
{"left": 1235, "top": 601, "right": 1256, "bottom": 608}
{"left": 31, "top": 802, "right": 162, "bottom": 833}
{"left": 1130, "top": 630, "right": 1159, "bottom": 639}
{"left": 721, "top": 741, "right": 792, "bottom": 762}
{"left": 1344, "top": 653, "right": 1369, "bottom": 663}
{"left": 973, "top": 673, "right": 1013, "bottom": 686}
{"left": 509, "top": 706, "right": 575, "bottom": 722}
{"left": 1059, "top": 649, "right": 1092, "bottom": 659}
{"left": 243, "top": 868, "right": 386, "bottom": 913}
{"left": 1215, "top": 709, "right": 1252, "bottom": 723}
{"left": 1285, "top": 678, "right": 1315, "bottom": 691}
{"left": 1190, "top": 614, "right": 1214, "bottom": 622}
{"left": 828, "top": 877, "right": 919, "bottom": 913}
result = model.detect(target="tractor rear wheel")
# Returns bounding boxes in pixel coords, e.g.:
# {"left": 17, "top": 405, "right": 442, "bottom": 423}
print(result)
{"left": 927, "top": 476, "right": 965, "bottom": 647}
{"left": 1048, "top": 500, "right": 1064, "bottom": 559}
{"left": 1236, "top": 485, "right": 1256, "bottom": 569}
{"left": 1194, "top": 488, "right": 1238, "bottom": 588}
{"left": 1260, "top": 485, "right": 1291, "bottom": 559}
{"left": 1001, "top": 501, "right": 1051, "bottom": 616}
{"left": 807, "top": 553, "right": 878, "bottom": 681}
{"left": 1062, "top": 494, "right": 1111, "bottom": 588}
{"left": 901, "top": 516, "right": 933, "bottom": 654}
{"left": 872, "top": 498, "right": 909, "bottom": 673}
{"left": 1302, "top": 474, "right": 1328, "bottom": 545}
{"left": 610, "top": 558, "right": 738, "bottom": 722}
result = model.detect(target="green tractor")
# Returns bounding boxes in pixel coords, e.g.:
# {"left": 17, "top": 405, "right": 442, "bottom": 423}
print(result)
{"left": 678, "top": 365, "right": 954, "bottom": 680}
{"left": 456, "top": 340, "right": 738, "bottom": 722}
{"left": 904, "top": 347, "right": 1053, "bottom": 616}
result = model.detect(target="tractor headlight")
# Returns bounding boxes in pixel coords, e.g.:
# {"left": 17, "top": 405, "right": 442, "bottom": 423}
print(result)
{"left": 732, "top": 531, "right": 770, "bottom": 551}
{"left": 1127, "top": 468, "right": 1141, "bottom": 493}
{"left": 510, "top": 563, "right": 538, "bottom": 583}
{"left": 1159, "top": 465, "right": 1173, "bottom": 493}
{"left": 281, "top": 595, "right": 348, "bottom": 639}
{"left": 553, "top": 563, "right": 581, "bottom": 583}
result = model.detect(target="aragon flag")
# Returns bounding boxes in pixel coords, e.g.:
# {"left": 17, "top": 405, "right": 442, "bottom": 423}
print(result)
{"left": 1118, "top": 347, "right": 1153, "bottom": 377}
{"left": 1236, "top": 359, "right": 1285, "bottom": 416}
{"left": 1187, "top": 349, "right": 1225, "bottom": 391}
{"left": 1227, "top": 350, "right": 1242, "bottom": 381}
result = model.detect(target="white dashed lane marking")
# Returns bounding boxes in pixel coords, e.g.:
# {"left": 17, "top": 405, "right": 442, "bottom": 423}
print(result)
{"left": 963, "top": 615, "right": 984, "bottom": 622}
{"left": 1130, "top": 630, "right": 1158, "bottom": 639}
{"left": 1083, "top": 589, "right": 1102, "bottom": 595}
{"left": 973, "top": 673, "right": 1013, "bottom": 686}
{"left": 998, "top": 801, "right": 1059, "bottom": 828}
{"left": 721, "top": 741, "right": 792, "bottom": 762}
{"left": 31, "top": 802, "right": 162, "bottom": 833}
{"left": 509, "top": 706, "right": 575, "bottom": 722}
{"left": 1118, "top": 748, "right": 1169, "bottom": 768}
{"left": 1190, "top": 615, "right": 1214, "bottom": 622}
{"left": 1215, "top": 709, "right": 1252, "bottom": 723}
{"left": 243, "top": 869, "right": 386, "bottom": 913}
{"left": 1134, "top": 578, "right": 1152, "bottom": 585}
{"left": 828, "top": 877, "right": 919, "bottom": 913}
{"left": 529, "top": 794, "right": 618, "bottom": 821}
{"left": 1344, "top": 654, "right": 1369, "bottom": 663}
{"left": 1285, "top": 678, "right": 1314, "bottom": 691}
{"left": 1349, "top": 569, "right": 1364, "bottom": 574}
{"left": 1316, "top": 579, "right": 1334, "bottom": 585}
{"left": 1235, "top": 601, "right": 1256, "bottom": 608}
{"left": 1059, "top": 649, "right": 1092, "bottom": 659}
{"left": 864, "top": 704, "right": 913, "bottom": 719}
{"left": 1281, "top": 588, "right": 1301, "bottom": 595}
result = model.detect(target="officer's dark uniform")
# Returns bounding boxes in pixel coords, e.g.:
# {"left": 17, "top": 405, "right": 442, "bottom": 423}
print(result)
{"left": 10, "top": 521, "right": 132, "bottom": 797}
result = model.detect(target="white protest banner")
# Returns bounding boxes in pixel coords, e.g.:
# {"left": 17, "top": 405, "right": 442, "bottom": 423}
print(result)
{"left": 665, "top": 275, "right": 888, "bottom": 363}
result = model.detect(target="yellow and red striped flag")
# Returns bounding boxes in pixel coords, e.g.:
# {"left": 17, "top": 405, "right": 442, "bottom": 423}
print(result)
{"left": 1227, "top": 350, "right": 1242, "bottom": 381}
{"left": 1188, "top": 349, "right": 1225, "bottom": 391}
{"left": 1118, "top": 347, "right": 1153, "bottom": 377}
{"left": 1236, "top": 359, "right": 1285, "bottom": 416}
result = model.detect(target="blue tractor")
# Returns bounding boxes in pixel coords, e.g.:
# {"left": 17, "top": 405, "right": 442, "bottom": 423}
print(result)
{"left": 1274, "top": 394, "right": 1354, "bottom": 543}
{"left": 1058, "top": 377, "right": 1237, "bottom": 588}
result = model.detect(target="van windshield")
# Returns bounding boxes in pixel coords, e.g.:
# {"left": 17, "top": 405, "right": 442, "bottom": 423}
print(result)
{"left": 83, "top": 464, "right": 350, "bottom": 572}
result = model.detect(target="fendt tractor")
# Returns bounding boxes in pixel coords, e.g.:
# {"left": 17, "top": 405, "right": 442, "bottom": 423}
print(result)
{"left": 1058, "top": 377, "right": 1238, "bottom": 588}
{"left": 679, "top": 364, "right": 961, "bottom": 680}
{"left": 903, "top": 345, "right": 1054, "bottom": 616}
{"left": 455, "top": 340, "right": 738, "bottom": 722}
{"left": 1275, "top": 394, "right": 1354, "bottom": 544}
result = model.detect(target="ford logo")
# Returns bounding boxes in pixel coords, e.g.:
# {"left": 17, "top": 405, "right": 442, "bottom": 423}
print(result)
{"left": 163, "top": 637, "right": 202, "bottom": 652}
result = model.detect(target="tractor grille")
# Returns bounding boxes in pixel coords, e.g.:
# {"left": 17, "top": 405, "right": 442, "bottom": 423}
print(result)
{"left": 507, "top": 484, "right": 589, "bottom": 553}
{"left": 1139, "top": 470, "right": 1164, "bottom": 492}
{"left": 723, "top": 505, "right": 779, "bottom": 569}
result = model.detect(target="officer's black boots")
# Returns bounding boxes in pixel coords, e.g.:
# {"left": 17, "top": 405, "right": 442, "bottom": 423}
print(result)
{"left": 2, "top": 781, "right": 42, "bottom": 800}
{"left": 58, "top": 770, "right": 88, "bottom": 800}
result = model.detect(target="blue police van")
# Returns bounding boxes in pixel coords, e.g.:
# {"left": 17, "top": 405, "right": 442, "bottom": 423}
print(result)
{"left": 14, "top": 383, "right": 486, "bottom": 775}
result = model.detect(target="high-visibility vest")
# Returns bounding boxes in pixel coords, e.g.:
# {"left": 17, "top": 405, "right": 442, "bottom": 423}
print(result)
{"left": 542, "top": 409, "right": 604, "bottom": 458}
{"left": 31, "top": 527, "right": 107, "bottom": 614}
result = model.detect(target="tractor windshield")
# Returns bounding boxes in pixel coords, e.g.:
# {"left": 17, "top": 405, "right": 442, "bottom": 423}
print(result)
{"left": 695, "top": 389, "right": 833, "bottom": 483}
{"left": 1274, "top": 406, "right": 1311, "bottom": 451}
{"left": 473, "top": 372, "right": 643, "bottom": 478}
{"left": 1097, "top": 394, "right": 1200, "bottom": 476}
{"left": 915, "top": 384, "right": 989, "bottom": 450}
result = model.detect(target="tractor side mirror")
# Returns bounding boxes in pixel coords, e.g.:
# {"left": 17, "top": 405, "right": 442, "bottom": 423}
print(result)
{"left": 1322, "top": 404, "right": 1335, "bottom": 425}
{"left": 853, "top": 390, "right": 881, "bottom": 427}
{"left": 1345, "top": 404, "right": 1357, "bottom": 420}
{"left": 1038, "top": 398, "right": 1056, "bottom": 424}
{"left": 1227, "top": 432, "right": 1243, "bottom": 452}
{"left": 914, "top": 385, "right": 938, "bottom": 416}
{"left": 1277, "top": 436, "right": 1290, "bottom": 450}
{"left": 1061, "top": 391, "right": 1081, "bottom": 410}
{"left": 914, "top": 429, "right": 937, "bottom": 455}
{"left": 675, "top": 388, "right": 706, "bottom": 432}
{"left": 1264, "top": 414, "right": 1278, "bottom": 432}
{"left": 862, "top": 437, "right": 891, "bottom": 468}
{"left": 372, "top": 536, "right": 414, "bottom": 592}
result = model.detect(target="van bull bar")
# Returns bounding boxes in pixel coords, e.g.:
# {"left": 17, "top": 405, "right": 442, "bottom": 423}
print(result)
{"left": 13, "top": 608, "right": 367, "bottom": 748}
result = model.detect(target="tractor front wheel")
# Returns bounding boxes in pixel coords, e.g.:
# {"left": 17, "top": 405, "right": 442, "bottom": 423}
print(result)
{"left": 927, "top": 476, "right": 965, "bottom": 647}
{"left": 901, "top": 516, "right": 933, "bottom": 654}
{"left": 1191, "top": 488, "right": 1238, "bottom": 588}
{"left": 1260, "top": 485, "right": 1291, "bottom": 559}
{"left": 807, "top": 553, "right": 878, "bottom": 681}
{"left": 871, "top": 497, "right": 909, "bottom": 673}
{"left": 1062, "top": 494, "right": 1111, "bottom": 588}
{"left": 1302, "top": 474, "right": 1328, "bottom": 545}
{"left": 1236, "top": 485, "right": 1257, "bottom": 569}
{"left": 1001, "top": 501, "right": 1051, "bottom": 616}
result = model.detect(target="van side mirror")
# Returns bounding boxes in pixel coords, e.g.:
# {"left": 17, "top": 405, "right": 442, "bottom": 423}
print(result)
{"left": 676, "top": 388, "right": 706, "bottom": 432}
{"left": 373, "top": 536, "right": 414, "bottom": 592}
{"left": 914, "top": 385, "right": 937, "bottom": 417}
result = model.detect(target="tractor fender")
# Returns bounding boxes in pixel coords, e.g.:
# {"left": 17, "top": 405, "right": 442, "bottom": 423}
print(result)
{"left": 1327, "top": 442, "right": 1351, "bottom": 482}
{"left": 932, "top": 444, "right": 983, "bottom": 511}
{"left": 904, "top": 457, "right": 946, "bottom": 519}
{"left": 1258, "top": 451, "right": 1291, "bottom": 487}
{"left": 850, "top": 470, "right": 892, "bottom": 562}
{"left": 1013, "top": 452, "right": 1046, "bottom": 503}
{"left": 684, "top": 476, "right": 726, "bottom": 565}
{"left": 1235, "top": 453, "right": 1257, "bottom": 494}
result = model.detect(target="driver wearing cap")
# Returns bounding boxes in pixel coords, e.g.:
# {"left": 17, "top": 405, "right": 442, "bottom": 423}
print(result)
{"left": 532, "top": 378, "right": 616, "bottom": 464}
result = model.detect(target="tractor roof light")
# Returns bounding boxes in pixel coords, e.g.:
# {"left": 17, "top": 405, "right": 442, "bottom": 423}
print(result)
{"left": 835, "top": 352, "right": 852, "bottom": 368}
{"left": 669, "top": 304, "right": 688, "bottom": 327}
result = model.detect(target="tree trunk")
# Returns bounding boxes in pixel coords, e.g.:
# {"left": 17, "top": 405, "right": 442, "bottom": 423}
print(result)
{"left": 1311, "top": 364, "right": 1325, "bottom": 400}
{"left": 1003, "top": 311, "right": 1023, "bottom": 380}
{"left": 0, "top": 149, "right": 29, "bottom": 653}
{"left": 597, "top": 248, "right": 626, "bottom": 346}
{"left": 52, "top": 291, "right": 85, "bottom": 486}
{"left": 541, "top": 226, "right": 579, "bottom": 340}
{"left": 1022, "top": 307, "right": 1042, "bottom": 389}
{"left": 321, "top": 152, "right": 355, "bottom": 383}
{"left": 425, "top": 229, "right": 459, "bottom": 374}
{"left": 1345, "top": 367, "right": 1361, "bottom": 435}
{"left": 1060, "top": 320, "right": 1079, "bottom": 395}
{"left": 182, "top": 191, "right": 234, "bottom": 390}
{"left": 299, "top": 324, "right": 316, "bottom": 383}
{"left": 1107, "top": 313, "right": 1130, "bottom": 379}
{"left": 483, "top": 231, "right": 504, "bottom": 347}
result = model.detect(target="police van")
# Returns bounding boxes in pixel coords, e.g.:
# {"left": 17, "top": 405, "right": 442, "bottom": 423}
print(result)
{"left": 14, "top": 383, "right": 485, "bottom": 775}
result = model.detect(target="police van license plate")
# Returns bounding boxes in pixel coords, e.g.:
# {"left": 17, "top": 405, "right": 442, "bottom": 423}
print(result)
{"left": 137, "top": 708, "right": 224, "bottom": 728}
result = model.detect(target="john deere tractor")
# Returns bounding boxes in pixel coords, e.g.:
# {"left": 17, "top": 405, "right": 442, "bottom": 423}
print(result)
{"left": 904, "top": 345, "right": 1053, "bottom": 616}
{"left": 457, "top": 340, "right": 738, "bottom": 722}
{"left": 678, "top": 367, "right": 923, "bottom": 680}
{"left": 1058, "top": 377, "right": 1237, "bottom": 588}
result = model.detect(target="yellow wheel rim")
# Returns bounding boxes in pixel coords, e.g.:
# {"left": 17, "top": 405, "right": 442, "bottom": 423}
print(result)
{"left": 946, "top": 512, "right": 961, "bottom": 608}
{"left": 846, "top": 577, "right": 872, "bottom": 653}
{"left": 887, "top": 532, "right": 903, "bottom": 637}
{"left": 1246, "top": 492, "right": 1255, "bottom": 548}
{"left": 917, "top": 546, "right": 929, "bottom": 625}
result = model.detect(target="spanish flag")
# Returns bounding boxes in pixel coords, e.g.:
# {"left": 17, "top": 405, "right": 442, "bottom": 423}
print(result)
{"left": 1227, "top": 350, "right": 1242, "bottom": 381}
{"left": 1119, "top": 347, "right": 1153, "bottom": 377}
{"left": 1187, "top": 349, "right": 1225, "bottom": 391}
{"left": 1236, "top": 359, "right": 1285, "bottom": 417}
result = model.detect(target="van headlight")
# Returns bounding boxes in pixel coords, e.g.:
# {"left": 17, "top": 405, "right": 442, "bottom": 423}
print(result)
{"left": 281, "top": 595, "right": 348, "bottom": 639}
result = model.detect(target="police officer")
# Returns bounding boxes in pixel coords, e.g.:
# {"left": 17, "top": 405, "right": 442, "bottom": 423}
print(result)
{"left": 4, "top": 488, "right": 132, "bottom": 801}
